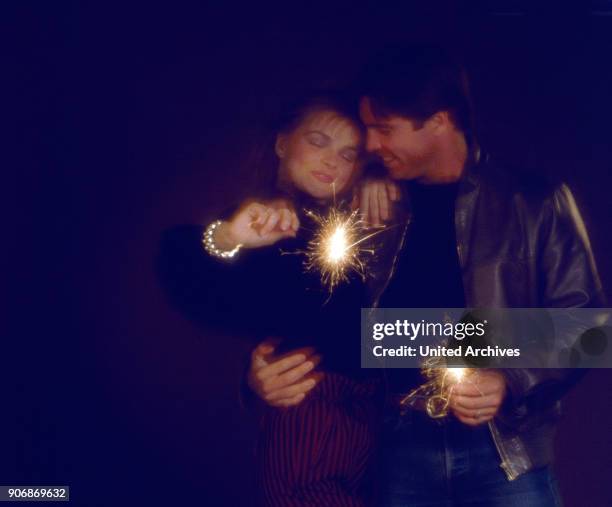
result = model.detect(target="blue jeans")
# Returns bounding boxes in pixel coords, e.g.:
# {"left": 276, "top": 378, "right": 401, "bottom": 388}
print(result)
{"left": 380, "top": 410, "right": 562, "bottom": 507}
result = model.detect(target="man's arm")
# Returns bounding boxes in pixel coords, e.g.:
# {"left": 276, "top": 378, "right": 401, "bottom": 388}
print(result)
{"left": 504, "top": 184, "right": 604, "bottom": 398}
{"left": 538, "top": 183, "right": 604, "bottom": 308}
{"left": 450, "top": 184, "right": 605, "bottom": 426}
{"left": 242, "top": 339, "right": 323, "bottom": 409}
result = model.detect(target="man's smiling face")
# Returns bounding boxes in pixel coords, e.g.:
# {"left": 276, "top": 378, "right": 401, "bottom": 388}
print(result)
{"left": 359, "top": 97, "right": 436, "bottom": 181}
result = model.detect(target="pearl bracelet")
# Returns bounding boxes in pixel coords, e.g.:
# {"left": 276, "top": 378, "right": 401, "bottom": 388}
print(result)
{"left": 202, "top": 220, "right": 242, "bottom": 259}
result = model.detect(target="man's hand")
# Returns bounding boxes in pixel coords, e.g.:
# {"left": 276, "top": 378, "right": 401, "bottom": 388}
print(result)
{"left": 247, "top": 339, "right": 322, "bottom": 408}
{"left": 351, "top": 178, "right": 401, "bottom": 227}
{"left": 449, "top": 370, "right": 507, "bottom": 426}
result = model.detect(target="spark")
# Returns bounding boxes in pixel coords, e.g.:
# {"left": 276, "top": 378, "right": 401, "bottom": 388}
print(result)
{"left": 300, "top": 207, "right": 384, "bottom": 292}
{"left": 400, "top": 357, "right": 471, "bottom": 419}
{"left": 282, "top": 182, "right": 393, "bottom": 293}
{"left": 447, "top": 367, "right": 467, "bottom": 382}
{"left": 326, "top": 224, "right": 348, "bottom": 262}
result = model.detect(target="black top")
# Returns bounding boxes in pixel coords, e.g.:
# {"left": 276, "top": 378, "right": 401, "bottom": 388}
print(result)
{"left": 157, "top": 204, "right": 372, "bottom": 379}
{"left": 378, "top": 181, "right": 465, "bottom": 393}
{"left": 379, "top": 181, "right": 464, "bottom": 308}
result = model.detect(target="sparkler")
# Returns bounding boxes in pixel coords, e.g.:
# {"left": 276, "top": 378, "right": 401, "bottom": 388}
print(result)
{"left": 299, "top": 207, "right": 384, "bottom": 292}
{"left": 400, "top": 357, "right": 471, "bottom": 419}
{"left": 447, "top": 367, "right": 467, "bottom": 383}
{"left": 283, "top": 181, "right": 392, "bottom": 293}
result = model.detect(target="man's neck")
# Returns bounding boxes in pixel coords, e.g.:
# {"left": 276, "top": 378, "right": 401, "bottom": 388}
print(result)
{"left": 418, "top": 129, "right": 468, "bottom": 185}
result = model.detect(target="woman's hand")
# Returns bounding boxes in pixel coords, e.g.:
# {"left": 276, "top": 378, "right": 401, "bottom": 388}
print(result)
{"left": 215, "top": 201, "right": 300, "bottom": 250}
{"left": 351, "top": 177, "right": 401, "bottom": 227}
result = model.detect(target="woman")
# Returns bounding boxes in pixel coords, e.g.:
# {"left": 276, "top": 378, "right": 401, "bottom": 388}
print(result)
{"left": 158, "top": 91, "right": 395, "bottom": 506}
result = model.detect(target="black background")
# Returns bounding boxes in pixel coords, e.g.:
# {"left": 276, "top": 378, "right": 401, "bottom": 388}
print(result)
{"left": 7, "top": 2, "right": 612, "bottom": 506}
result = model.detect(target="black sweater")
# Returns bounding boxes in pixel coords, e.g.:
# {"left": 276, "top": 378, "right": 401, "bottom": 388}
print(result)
{"left": 157, "top": 206, "right": 371, "bottom": 379}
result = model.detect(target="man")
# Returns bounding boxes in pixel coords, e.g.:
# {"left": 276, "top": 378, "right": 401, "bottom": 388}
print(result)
{"left": 247, "top": 44, "right": 604, "bottom": 505}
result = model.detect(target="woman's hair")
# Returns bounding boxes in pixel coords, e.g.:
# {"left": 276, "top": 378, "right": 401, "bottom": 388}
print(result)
{"left": 244, "top": 89, "right": 363, "bottom": 201}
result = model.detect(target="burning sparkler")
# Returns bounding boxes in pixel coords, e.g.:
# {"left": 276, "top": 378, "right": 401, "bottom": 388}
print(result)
{"left": 400, "top": 358, "right": 471, "bottom": 419}
{"left": 447, "top": 367, "right": 467, "bottom": 383}
{"left": 298, "top": 206, "right": 384, "bottom": 292}
{"left": 281, "top": 185, "right": 390, "bottom": 292}
{"left": 281, "top": 182, "right": 394, "bottom": 293}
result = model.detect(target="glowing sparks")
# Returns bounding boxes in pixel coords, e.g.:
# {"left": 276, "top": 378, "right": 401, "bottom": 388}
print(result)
{"left": 400, "top": 358, "right": 471, "bottom": 419}
{"left": 447, "top": 367, "right": 467, "bottom": 382}
{"left": 301, "top": 207, "right": 378, "bottom": 292}
{"left": 326, "top": 225, "right": 349, "bottom": 263}
{"left": 281, "top": 181, "right": 393, "bottom": 293}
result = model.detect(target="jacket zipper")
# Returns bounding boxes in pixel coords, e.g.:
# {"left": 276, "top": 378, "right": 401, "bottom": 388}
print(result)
{"left": 488, "top": 421, "right": 524, "bottom": 481}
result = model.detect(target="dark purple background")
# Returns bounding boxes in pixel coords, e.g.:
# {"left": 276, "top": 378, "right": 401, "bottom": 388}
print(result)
{"left": 7, "top": 2, "right": 612, "bottom": 506}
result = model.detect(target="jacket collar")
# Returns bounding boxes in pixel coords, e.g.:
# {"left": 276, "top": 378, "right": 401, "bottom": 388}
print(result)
{"left": 458, "top": 141, "right": 487, "bottom": 194}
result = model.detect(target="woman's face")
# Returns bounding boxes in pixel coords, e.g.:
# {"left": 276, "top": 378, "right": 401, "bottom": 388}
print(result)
{"left": 275, "top": 109, "right": 362, "bottom": 200}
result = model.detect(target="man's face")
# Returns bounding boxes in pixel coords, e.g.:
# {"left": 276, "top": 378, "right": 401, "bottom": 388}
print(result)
{"left": 359, "top": 97, "right": 435, "bottom": 181}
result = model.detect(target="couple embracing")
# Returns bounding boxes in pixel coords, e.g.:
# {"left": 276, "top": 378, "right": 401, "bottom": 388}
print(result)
{"left": 159, "top": 44, "right": 603, "bottom": 506}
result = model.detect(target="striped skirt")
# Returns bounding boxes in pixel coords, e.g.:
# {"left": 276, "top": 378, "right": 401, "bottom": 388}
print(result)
{"left": 256, "top": 372, "right": 383, "bottom": 506}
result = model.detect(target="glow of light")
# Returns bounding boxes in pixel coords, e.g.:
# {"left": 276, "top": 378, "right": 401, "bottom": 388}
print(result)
{"left": 303, "top": 207, "right": 369, "bottom": 291}
{"left": 282, "top": 182, "right": 393, "bottom": 293}
{"left": 447, "top": 367, "right": 466, "bottom": 382}
{"left": 326, "top": 225, "right": 348, "bottom": 263}
{"left": 400, "top": 359, "right": 472, "bottom": 419}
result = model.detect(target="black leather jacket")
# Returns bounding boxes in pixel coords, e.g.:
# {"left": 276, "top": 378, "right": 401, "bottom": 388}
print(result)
{"left": 368, "top": 152, "right": 605, "bottom": 480}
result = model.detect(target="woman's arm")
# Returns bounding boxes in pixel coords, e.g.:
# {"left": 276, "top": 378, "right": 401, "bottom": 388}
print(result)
{"left": 156, "top": 201, "right": 300, "bottom": 335}
{"left": 212, "top": 200, "right": 299, "bottom": 252}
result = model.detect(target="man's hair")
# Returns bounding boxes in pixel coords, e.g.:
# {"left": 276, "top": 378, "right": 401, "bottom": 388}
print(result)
{"left": 357, "top": 44, "right": 474, "bottom": 137}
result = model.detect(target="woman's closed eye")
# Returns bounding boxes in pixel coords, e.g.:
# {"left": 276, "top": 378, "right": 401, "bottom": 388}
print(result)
{"left": 340, "top": 149, "right": 357, "bottom": 163}
{"left": 306, "top": 132, "right": 329, "bottom": 148}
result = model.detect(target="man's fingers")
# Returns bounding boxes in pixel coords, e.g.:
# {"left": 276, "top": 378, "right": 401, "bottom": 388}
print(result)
{"left": 255, "top": 347, "right": 316, "bottom": 380}
{"left": 256, "top": 353, "right": 308, "bottom": 382}
{"left": 360, "top": 186, "right": 370, "bottom": 226}
{"left": 453, "top": 377, "right": 502, "bottom": 397}
{"left": 451, "top": 394, "right": 500, "bottom": 411}
{"left": 266, "top": 372, "right": 324, "bottom": 406}
{"left": 453, "top": 405, "right": 495, "bottom": 425}
{"left": 272, "top": 392, "right": 306, "bottom": 408}
{"left": 387, "top": 180, "right": 400, "bottom": 202}
{"left": 350, "top": 187, "right": 359, "bottom": 210}
{"left": 251, "top": 339, "right": 279, "bottom": 361}
{"left": 449, "top": 372, "right": 506, "bottom": 427}
{"left": 278, "top": 209, "right": 292, "bottom": 231}
{"left": 266, "top": 355, "right": 320, "bottom": 391}
{"left": 290, "top": 212, "right": 300, "bottom": 232}
{"left": 452, "top": 380, "right": 489, "bottom": 397}
{"left": 251, "top": 351, "right": 271, "bottom": 370}
{"left": 265, "top": 376, "right": 317, "bottom": 402}
{"left": 369, "top": 185, "right": 381, "bottom": 226}
{"left": 454, "top": 412, "right": 491, "bottom": 426}
{"left": 350, "top": 190, "right": 359, "bottom": 211}
{"left": 452, "top": 404, "right": 497, "bottom": 419}
{"left": 378, "top": 183, "right": 390, "bottom": 221}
